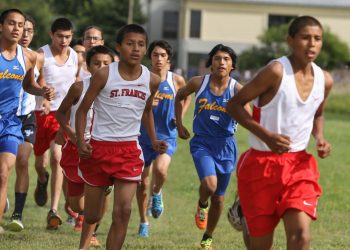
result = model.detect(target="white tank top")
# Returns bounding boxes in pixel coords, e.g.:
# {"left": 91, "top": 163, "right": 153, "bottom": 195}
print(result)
{"left": 35, "top": 44, "right": 78, "bottom": 111}
{"left": 249, "top": 56, "right": 325, "bottom": 152}
{"left": 17, "top": 48, "right": 38, "bottom": 116}
{"left": 70, "top": 78, "right": 92, "bottom": 140}
{"left": 79, "top": 66, "right": 91, "bottom": 80}
{"left": 91, "top": 62, "right": 151, "bottom": 141}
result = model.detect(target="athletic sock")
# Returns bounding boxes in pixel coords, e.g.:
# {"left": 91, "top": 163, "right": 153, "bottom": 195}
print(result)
{"left": 198, "top": 200, "right": 208, "bottom": 209}
{"left": 94, "top": 223, "right": 100, "bottom": 235}
{"left": 13, "top": 192, "right": 27, "bottom": 215}
{"left": 202, "top": 232, "right": 212, "bottom": 241}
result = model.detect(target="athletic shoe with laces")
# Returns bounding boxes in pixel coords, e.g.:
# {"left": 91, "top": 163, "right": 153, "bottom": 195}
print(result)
{"left": 227, "top": 197, "right": 244, "bottom": 231}
{"left": 138, "top": 223, "right": 149, "bottom": 238}
{"left": 46, "top": 209, "right": 62, "bottom": 230}
{"left": 66, "top": 215, "right": 76, "bottom": 226}
{"left": 3, "top": 198, "right": 9, "bottom": 213}
{"left": 90, "top": 233, "right": 101, "bottom": 247}
{"left": 7, "top": 213, "right": 24, "bottom": 232}
{"left": 200, "top": 237, "right": 213, "bottom": 250}
{"left": 34, "top": 172, "right": 49, "bottom": 207}
{"left": 151, "top": 192, "right": 164, "bottom": 218}
{"left": 64, "top": 202, "right": 78, "bottom": 219}
{"left": 195, "top": 204, "right": 208, "bottom": 230}
{"left": 74, "top": 214, "right": 84, "bottom": 232}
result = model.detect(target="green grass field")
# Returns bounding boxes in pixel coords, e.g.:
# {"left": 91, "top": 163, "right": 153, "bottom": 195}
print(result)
{"left": 1, "top": 91, "right": 350, "bottom": 249}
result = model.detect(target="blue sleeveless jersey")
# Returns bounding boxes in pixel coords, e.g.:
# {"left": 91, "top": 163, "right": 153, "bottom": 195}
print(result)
{"left": 0, "top": 45, "right": 26, "bottom": 115}
{"left": 193, "top": 74, "right": 238, "bottom": 138}
{"left": 139, "top": 71, "right": 177, "bottom": 144}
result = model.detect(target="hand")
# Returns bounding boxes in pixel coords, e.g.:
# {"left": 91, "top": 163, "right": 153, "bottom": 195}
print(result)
{"left": 152, "top": 140, "right": 168, "bottom": 154}
{"left": 265, "top": 132, "right": 291, "bottom": 154}
{"left": 43, "top": 86, "right": 55, "bottom": 101}
{"left": 77, "top": 140, "right": 93, "bottom": 159}
{"left": 177, "top": 125, "right": 191, "bottom": 140}
{"left": 316, "top": 138, "right": 331, "bottom": 158}
{"left": 40, "top": 100, "right": 51, "bottom": 115}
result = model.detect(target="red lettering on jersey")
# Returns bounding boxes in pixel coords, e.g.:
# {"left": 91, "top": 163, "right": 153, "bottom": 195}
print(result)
{"left": 112, "top": 88, "right": 146, "bottom": 100}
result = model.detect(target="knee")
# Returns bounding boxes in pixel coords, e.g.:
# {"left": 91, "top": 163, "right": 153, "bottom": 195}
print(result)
{"left": 112, "top": 205, "right": 132, "bottom": 222}
{"left": 0, "top": 172, "right": 9, "bottom": 185}
{"left": 85, "top": 214, "right": 102, "bottom": 225}
{"left": 288, "top": 229, "right": 311, "bottom": 248}
{"left": 210, "top": 196, "right": 224, "bottom": 209}
{"left": 202, "top": 181, "right": 217, "bottom": 196}
{"left": 154, "top": 167, "right": 167, "bottom": 181}
{"left": 137, "top": 180, "right": 148, "bottom": 192}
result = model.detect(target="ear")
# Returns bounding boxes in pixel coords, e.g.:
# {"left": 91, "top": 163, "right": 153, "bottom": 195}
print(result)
{"left": 287, "top": 35, "right": 293, "bottom": 48}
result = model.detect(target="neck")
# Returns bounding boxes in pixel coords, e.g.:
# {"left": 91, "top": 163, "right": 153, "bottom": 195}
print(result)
{"left": 0, "top": 39, "right": 18, "bottom": 53}
{"left": 211, "top": 74, "right": 230, "bottom": 86}
{"left": 118, "top": 61, "right": 142, "bottom": 81}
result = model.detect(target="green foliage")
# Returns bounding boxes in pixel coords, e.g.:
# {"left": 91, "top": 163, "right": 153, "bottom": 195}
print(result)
{"left": 1, "top": 0, "right": 146, "bottom": 50}
{"left": 238, "top": 24, "right": 350, "bottom": 71}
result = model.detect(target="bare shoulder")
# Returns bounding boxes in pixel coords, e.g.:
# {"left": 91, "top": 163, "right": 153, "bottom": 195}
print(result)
{"left": 173, "top": 73, "right": 186, "bottom": 88}
{"left": 323, "top": 70, "right": 333, "bottom": 96}
{"left": 249, "top": 60, "right": 283, "bottom": 88}
{"left": 23, "top": 48, "right": 36, "bottom": 69}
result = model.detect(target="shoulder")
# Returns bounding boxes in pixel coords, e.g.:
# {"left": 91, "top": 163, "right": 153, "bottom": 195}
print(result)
{"left": 173, "top": 73, "right": 186, "bottom": 88}
{"left": 322, "top": 70, "right": 333, "bottom": 96}
{"left": 23, "top": 48, "right": 37, "bottom": 68}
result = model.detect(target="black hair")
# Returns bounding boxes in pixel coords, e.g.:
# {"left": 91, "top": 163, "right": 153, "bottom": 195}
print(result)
{"left": 86, "top": 45, "right": 115, "bottom": 66}
{"left": 147, "top": 40, "right": 173, "bottom": 61}
{"left": 288, "top": 16, "right": 323, "bottom": 38}
{"left": 25, "top": 15, "right": 35, "bottom": 28}
{"left": 51, "top": 17, "right": 74, "bottom": 33}
{"left": 205, "top": 44, "right": 237, "bottom": 68}
{"left": 70, "top": 38, "right": 83, "bottom": 47}
{"left": 0, "top": 8, "right": 25, "bottom": 24}
{"left": 115, "top": 24, "right": 148, "bottom": 46}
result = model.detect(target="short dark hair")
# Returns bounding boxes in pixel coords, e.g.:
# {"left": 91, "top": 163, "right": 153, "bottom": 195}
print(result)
{"left": 70, "top": 38, "right": 83, "bottom": 47}
{"left": 0, "top": 8, "right": 25, "bottom": 24}
{"left": 83, "top": 25, "right": 104, "bottom": 39}
{"left": 205, "top": 44, "right": 237, "bottom": 68}
{"left": 147, "top": 40, "right": 173, "bottom": 61}
{"left": 288, "top": 16, "right": 323, "bottom": 38}
{"left": 86, "top": 45, "right": 115, "bottom": 66}
{"left": 51, "top": 17, "right": 74, "bottom": 33}
{"left": 25, "top": 15, "right": 35, "bottom": 28}
{"left": 115, "top": 24, "right": 148, "bottom": 46}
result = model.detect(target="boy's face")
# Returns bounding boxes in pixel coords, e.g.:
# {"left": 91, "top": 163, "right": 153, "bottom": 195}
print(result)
{"left": 87, "top": 53, "right": 113, "bottom": 75}
{"left": 50, "top": 29, "right": 73, "bottom": 51}
{"left": 73, "top": 44, "right": 85, "bottom": 64}
{"left": 211, "top": 50, "right": 234, "bottom": 77}
{"left": 150, "top": 46, "right": 169, "bottom": 71}
{"left": 0, "top": 12, "right": 25, "bottom": 43}
{"left": 288, "top": 25, "right": 323, "bottom": 63}
{"left": 83, "top": 28, "right": 104, "bottom": 50}
{"left": 116, "top": 32, "right": 147, "bottom": 65}
{"left": 19, "top": 21, "right": 34, "bottom": 48}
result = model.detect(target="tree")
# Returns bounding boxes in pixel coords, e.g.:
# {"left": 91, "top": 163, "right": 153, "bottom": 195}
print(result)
{"left": 238, "top": 24, "right": 350, "bottom": 71}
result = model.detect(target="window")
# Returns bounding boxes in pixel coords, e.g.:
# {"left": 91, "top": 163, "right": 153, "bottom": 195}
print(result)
{"left": 190, "top": 10, "right": 201, "bottom": 38}
{"left": 268, "top": 14, "right": 296, "bottom": 27}
{"left": 163, "top": 11, "right": 179, "bottom": 39}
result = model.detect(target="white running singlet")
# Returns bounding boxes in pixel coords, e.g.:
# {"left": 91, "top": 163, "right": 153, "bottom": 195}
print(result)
{"left": 91, "top": 62, "right": 151, "bottom": 141}
{"left": 249, "top": 56, "right": 325, "bottom": 152}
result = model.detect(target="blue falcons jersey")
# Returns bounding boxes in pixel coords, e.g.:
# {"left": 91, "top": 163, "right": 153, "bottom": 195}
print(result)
{"left": 193, "top": 74, "right": 238, "bottom": 138}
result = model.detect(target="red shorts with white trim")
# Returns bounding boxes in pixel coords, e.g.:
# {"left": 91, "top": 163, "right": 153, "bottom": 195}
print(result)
{"left": 33, "top": 111, "right": 60, "bottom": 156}
{"left": 66, "top": 178, "right": 84, "bottom": 196}
{"left": 78, "top": 139, "right": 144, "bottom": 187}
{"left": 61, "top": 140, "right": 83, "bottom": 184}
{"left": 237, "top": 148, "right": 322, "bottom": 237}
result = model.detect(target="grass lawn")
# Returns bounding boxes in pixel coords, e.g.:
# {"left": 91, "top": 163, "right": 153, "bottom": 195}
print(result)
{"left": 1, "top": 95, "right": 349, "bottom": 249}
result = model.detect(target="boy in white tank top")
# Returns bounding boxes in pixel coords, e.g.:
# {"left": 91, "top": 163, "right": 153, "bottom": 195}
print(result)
{"left": 226, "top": 16, "right": 333, "bottom": 250}
{"left": 56, "top": 45, "right": 115, "bottom": 248}
{"left": 33, "top": 17, "right": 81, "bottom": 230}
{"left": 75, "top": 24, "right": 167, "bottom": 250}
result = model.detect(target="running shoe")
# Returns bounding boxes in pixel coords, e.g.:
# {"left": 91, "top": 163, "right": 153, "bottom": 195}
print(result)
{"left": 46, "top": 209, "right": 62, "bottom": 230}
{"left": 195, "top": 205, "right": 208, "bottom": 230}
{"left": 34, "top": 172, "right": 49, "bottom": 207}
{"left": 151, "top": 192, "right": 164, "bottom": 218}
{"left": 90, "top": 233, "right": 101, "bottom": 247}
{"left": 138, "top": 223, "right": 149, "bottom": 238}
{"left": 7, "top": 213, "right": 24, "bottom": 232}
{"left": 200, "top": 237, "right": 213, "bottom": 250}
{"left": 74, "top": 214, "right": 84, "bottom": 232}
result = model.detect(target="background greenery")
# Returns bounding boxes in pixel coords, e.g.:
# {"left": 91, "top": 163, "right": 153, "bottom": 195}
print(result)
{"left": 1, "top": 86, "right": 349, "bottom": 249}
